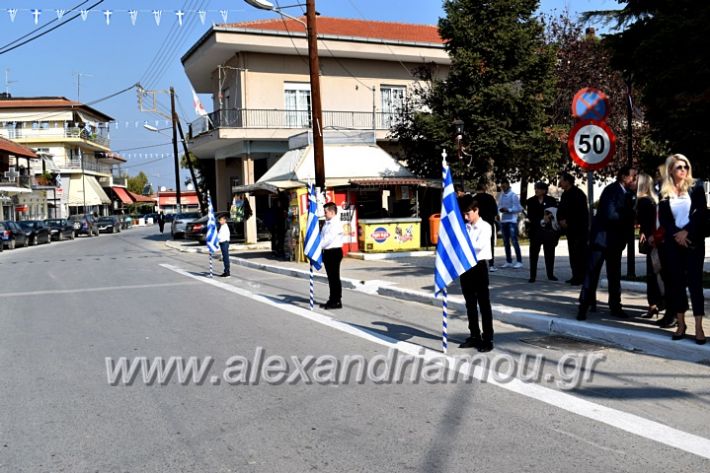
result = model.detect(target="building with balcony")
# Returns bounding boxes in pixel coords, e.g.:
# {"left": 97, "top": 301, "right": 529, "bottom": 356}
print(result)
{"left": 182, "top": 16, "right": 449, "bottom": 242}
{"left": 0, "top": 95, "right": 127, "bottom": 218}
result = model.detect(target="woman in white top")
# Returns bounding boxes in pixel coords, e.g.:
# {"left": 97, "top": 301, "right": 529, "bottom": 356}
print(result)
{"left": 658, "top": 154, "right": 706, "bottom": 344}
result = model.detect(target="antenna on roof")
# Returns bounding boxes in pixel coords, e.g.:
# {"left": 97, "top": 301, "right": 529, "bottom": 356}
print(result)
{"left": 4, "top": 68, "right": 17, "bottom": 95}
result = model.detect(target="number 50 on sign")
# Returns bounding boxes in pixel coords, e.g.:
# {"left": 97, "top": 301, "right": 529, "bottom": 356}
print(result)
{"left": 567, "top": 119, "right": 616, "bottom": 171}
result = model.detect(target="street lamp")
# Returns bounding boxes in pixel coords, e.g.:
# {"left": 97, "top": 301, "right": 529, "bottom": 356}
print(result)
{"left": 243, "top": 0, "right": 326, "bottom": 191}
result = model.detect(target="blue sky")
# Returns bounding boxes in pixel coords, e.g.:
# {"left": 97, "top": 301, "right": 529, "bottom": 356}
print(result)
{"left": 0, "top": 0, "right": 620, "bottom": 189}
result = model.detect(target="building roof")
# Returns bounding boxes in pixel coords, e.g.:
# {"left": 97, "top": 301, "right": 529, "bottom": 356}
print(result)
{"left": 222, "top": 16, "right": 443, "bottom": 44}
{"left": 127, "top": 191, "right": 155, "bottom": 203}
{"left": 0, "top": 136, "right": 38, "bottom": 158}
{"left": 0, "top": 96, "right": 114, "bottom": 122}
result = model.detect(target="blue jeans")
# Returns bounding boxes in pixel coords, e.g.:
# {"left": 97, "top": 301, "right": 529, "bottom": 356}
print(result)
{"left": 501, "top": 222, "right": 522, "bottom": 263}
{"left": 219, "top": 241, "right": 230, "bottom": 274}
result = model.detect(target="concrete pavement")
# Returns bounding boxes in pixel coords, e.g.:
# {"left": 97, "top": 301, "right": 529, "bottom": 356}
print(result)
{"left": 165, "top": 238, "right": 710, "bottom": 363}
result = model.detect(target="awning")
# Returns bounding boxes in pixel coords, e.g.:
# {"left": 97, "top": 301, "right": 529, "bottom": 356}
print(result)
{"left": 67, "top": 175, "right": 111, "bottom": 206}
{"left": 0, "top": 185, "right": 32, "bottom": 193}
{"left": 42, "top": 156, "right": 60, "bottom": 172}
{"left": 127, "top": 191, "right": 155, "bottom": 203}
{"left": 350, "top": 178, "right": 432, "bottom": 187}
{"left": 158, "top": 194, "right": 200, "bottom": 206}
{"left": 111, "top": 186, "right": 133, "bottom": 204}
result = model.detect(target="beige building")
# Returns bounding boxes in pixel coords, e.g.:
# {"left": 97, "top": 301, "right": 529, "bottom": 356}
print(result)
{"left": 182, "top": 16, "right": 449, "bottom": 242}
{"left": 0, "top": 96, "right": 127, "bottom": 218}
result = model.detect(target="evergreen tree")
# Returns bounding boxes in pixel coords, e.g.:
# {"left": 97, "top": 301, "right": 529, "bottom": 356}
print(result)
{"left": 391, "top": 0, "right": 558, "bottom": 187}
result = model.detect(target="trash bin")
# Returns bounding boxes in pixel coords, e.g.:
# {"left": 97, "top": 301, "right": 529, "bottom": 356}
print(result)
{"left": 429, "top": 213, "right": 441, "bottom": 245}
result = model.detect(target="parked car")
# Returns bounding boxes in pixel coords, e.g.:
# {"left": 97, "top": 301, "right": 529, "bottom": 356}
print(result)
{"left": 45, "top": 218, "right": 75, "bottom": 241}
{"left": 97, "top": 215, "right": 122, "bottom": 233}
{"left": 2, "top": 221, "right": 30, "bottom": 249}
{"left": 69, "top": 214, "right": 100, "bottom": 237}
{"left": 18, "top": 220, "right": 51, "bottom": 245}
{"left": 170, "top": 212, "right": 201, "bottom": 239}
{"left": 185, "top": 216, "right": 271, "bottom": 244}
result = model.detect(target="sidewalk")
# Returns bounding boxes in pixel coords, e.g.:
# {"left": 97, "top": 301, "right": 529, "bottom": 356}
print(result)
{"left": 166, "top": 239, "right": 710, "bottom": 363}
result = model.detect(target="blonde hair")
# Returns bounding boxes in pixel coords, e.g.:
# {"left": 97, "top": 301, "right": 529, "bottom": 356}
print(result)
{"left": 636, "top": 172, "right": 657, "bottom": 203}
{"left": 660, "top": 153, "right": 694, "bottom": 198}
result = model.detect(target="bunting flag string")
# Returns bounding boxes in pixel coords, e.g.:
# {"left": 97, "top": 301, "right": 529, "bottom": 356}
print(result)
{"left": 3, "top": 8, "right": 250, "bottom": 26}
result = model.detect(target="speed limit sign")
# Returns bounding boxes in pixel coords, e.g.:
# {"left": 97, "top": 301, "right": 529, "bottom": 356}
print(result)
{"left": 567, "top": 119, "right": 616, "bottom": 170}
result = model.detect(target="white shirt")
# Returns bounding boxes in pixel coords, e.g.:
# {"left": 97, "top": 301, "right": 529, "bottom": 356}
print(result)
{"left": 320, "top": 218, "right": 343, "bottom": 249}
{"left": 467, "top": 219, "right": 492, "bottom": 262}
{"left": 669, "top": 192, "right": 691, "bottom": 229}
{"left": 217, "top": 222, "right": 230, "bottom": 243}
{"left": 498, "top": 190, "right": 522, "bottom": 223}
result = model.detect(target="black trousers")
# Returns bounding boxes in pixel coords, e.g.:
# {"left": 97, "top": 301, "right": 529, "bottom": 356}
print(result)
{"left": 529, "top": 236, "right": 556, "bottom": 280}
{"left": 579, "top": 245, "right": 623, "bottom": 311}
{"left": 567, "top": 234, "right": 588, "bottom": 283}
{"left": 459, "top": 261, "right": 493, "bottom": 341}
{"left": 645, "top": 251, "right": 663, "bottom": 307}
{"left": 323, "top": 248, "right": 343, "bottom": 304}
{"left": 663, "top": 242, "right": 705, "bottom": 316}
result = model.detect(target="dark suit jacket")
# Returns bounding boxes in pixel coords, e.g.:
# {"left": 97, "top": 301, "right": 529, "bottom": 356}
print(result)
{"left": 590, "top": 181, "right": 635, "bottom": 251}
{"left": 557, "top": 185, "right": 589, "bottom": 238}
{"left": 473, "top": 191, "right": 498, "bottom": 225}
{"left": 636, "top": 196, "right": 657, "bottom": 240}
{"left": 658, "top": 180, "right": 707, "bottom": 247}
{"left": 524, "top": 195, "right": 558, "bottom": 239}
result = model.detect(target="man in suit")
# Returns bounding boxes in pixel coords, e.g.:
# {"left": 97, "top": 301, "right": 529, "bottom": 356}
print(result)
{"left": 557, "top": 172, "right": 590, "bottom": 285}
{"left": 473, "top": 180, "right": 499, "bottom": 271}
{"left": 577, "top": 166, "right": 638, "bottom": 320}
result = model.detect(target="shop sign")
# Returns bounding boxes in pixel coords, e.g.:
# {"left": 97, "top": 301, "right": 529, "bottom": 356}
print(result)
{"left": 371, "top": 227, "right": 390, "bottom": 243}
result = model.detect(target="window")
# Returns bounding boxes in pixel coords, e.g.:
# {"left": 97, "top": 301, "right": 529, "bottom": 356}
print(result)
{"left": 284, "top": 82, "right": 311, "bottom": 128}
{"left": 381, "top": 86, "right": 406, "bottom": 128}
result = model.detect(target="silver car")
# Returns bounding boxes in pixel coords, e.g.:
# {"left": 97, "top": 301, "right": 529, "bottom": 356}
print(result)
{"left": 170, "top": 212, "right": 201, "bottom": 239}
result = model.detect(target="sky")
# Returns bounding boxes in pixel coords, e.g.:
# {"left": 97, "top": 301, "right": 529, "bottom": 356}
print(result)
{"left": 0, "top": 0, "right": 621, "bottom": 189}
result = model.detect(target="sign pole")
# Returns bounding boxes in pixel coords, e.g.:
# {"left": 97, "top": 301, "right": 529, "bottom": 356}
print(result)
{"left": 587, "top": 170, "right": 594, "bottom": 229}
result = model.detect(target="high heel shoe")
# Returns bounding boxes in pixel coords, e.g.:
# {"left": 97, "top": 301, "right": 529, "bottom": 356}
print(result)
{"left": 641, "top": 307, "right": 659, "bottom": 319}
{"left": 672, "top": 326, "right": 686, "bottom": 341}
{"left": 656, "top": 317, "right": 677, "bottom": 328}
{"left": 695, "top": 333, "right": 707, "bottom": 345}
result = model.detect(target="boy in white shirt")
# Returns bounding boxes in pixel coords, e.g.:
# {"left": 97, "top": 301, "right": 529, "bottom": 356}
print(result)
{"left": 458, "top": 195, "right": 494, "bottom": 352}
{"left": 217, "top": 214, "right": 231, "bottom": 278}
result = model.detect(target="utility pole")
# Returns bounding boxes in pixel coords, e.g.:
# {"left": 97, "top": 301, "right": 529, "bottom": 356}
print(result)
{"left": 4, "top": 68, "right": 17, "bottom": 95}
{"left": 170, "top": 87, "right": 181, "bottom": 214}
{"left": 175, "top": 119, "right": 207, "bottom": 214}
{"left": 306, "top": 0, "right": 325, "bottom": 191}
{"left": 76, "top": 72, "right": 92, "bottom": 102}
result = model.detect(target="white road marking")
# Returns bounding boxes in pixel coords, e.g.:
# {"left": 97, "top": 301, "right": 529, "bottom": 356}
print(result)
{"left": 161, "top": 263, "right": 710, "bottom": 460}
{"left": 0, "top": 281, "right": 198, "bottom": 298}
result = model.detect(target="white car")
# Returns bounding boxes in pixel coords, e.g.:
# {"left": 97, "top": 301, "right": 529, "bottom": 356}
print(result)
{"left": 170, "top": 212, "right": 201, "bottom": 239}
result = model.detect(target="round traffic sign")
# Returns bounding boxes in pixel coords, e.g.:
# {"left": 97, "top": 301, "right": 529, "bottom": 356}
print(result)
{"left": 571, "top": 87, "right": 610, "bottom": 121}
{"left": 567, "top": 120, "right": 616, "bottom": 171}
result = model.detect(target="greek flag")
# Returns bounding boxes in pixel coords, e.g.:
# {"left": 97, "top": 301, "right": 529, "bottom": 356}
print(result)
{"left": 205, "top": 193, "right": 219, "bottom": 254}
{"left": 304, "top": 183, "right": 323, "bottom": 270}
{"left": 434, "top": 160, "right": 477, "bottom": 296}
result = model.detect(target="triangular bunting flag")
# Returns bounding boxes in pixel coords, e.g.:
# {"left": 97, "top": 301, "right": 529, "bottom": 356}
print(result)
{"left": 152, "top": 10, "right": 162, "bottom": 26}
{"left": 176, "top": 10, "right": 185, "bottom": 26}
{"left": 103, "top": 10, "right": 112, "bottom": 26}
{"left": 198, "top": 10, "right": 206, "bottom": 25}
{"left": 80, "top": 10, "right": 89, "bottom": 21}
{"left": 220, "top": 10, "right": 228, "bottom": 23}
{"left": 55, "top": 9, "right": 65, "bottom": 20}
{"left": 129, "top": 10, "right": 138, "bottom": 26}
{"left": 8, "top": 9, "right": 17, "bottom": 23}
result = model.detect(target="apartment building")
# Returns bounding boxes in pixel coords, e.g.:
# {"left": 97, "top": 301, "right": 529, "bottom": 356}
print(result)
{"left": 0, "top": 95, "right": 127, "bottom": 218}
{"left": 182, "top": 16, "right": 449, "bottom": 242}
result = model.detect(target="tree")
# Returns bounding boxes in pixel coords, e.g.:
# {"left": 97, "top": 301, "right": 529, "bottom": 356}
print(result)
{"left": 597, "top": 0, "right": 710, "bottom": 176}
{"left": 391, "top": 0, "right": 558, "bottom": 187}
{"left": 127, "top": 171, "right": 149, "bottom": 195}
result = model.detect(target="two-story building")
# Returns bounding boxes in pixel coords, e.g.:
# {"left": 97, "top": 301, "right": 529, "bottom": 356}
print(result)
{"left": 182, "top": 16, "right": 449, "bottom": 242}
{"left": 0, "top": 95, "right": 128, "bottom": 218}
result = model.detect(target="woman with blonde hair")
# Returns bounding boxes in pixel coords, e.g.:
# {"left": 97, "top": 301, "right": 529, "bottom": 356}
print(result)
{"left": 636, "top": 172, "right": 664, "bottom": 320}
{"left": 658, "top": 154, "right": 707, "bottom": 344}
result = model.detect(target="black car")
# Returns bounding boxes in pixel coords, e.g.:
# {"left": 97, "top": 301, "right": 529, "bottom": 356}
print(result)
{"left": 97, "top": 216, "right": 122, "bottom": 233}
{"left": 18, "top": 220, "right": 51, "bottom": 245}
{"left": 45, "top": 218, "right": 76, "bottom": 241}
{"left": 185, "top": 216, "right": 271, "bottom": 244}
{"left": 1, "top": 221, "right": 29, "bottom": 249}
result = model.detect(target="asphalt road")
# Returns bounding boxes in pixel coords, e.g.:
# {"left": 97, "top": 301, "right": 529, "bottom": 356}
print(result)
{"left": 1, "top": 226, "right": 709, "bottom": 472}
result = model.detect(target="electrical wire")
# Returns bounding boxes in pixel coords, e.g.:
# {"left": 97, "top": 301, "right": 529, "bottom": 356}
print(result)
{"left": 112, "top": 142, "right": 173, "bottom": 153}
{"left": 0, "top": 0, "right": 106, "bottom": 56}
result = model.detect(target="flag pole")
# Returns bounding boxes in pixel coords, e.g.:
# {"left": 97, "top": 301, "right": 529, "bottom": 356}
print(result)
{"left": 442, "top": 287, "right": 448, "bottom": 354}
{"left": 309, "top": 262, "right": 315, "bottom": 310}
{"left": 209, "top": 250, "right": 214, "bottom": 279}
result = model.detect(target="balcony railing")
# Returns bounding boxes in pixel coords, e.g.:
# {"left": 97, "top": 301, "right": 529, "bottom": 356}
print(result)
{"left": 189, "top": 108, "right": 400, "bottom": 138}
{"left": 65, "top": 159, "right": 114, "bottom": 174}
{"left": 0, "top": 127, "right": 110, "bottom": 147}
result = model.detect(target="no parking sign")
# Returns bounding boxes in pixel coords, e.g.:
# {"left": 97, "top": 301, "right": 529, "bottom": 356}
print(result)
{"left": 571, "top": 87, "right": 610, "bottom": 121}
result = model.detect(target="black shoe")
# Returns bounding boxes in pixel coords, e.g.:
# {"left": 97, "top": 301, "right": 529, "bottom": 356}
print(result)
{"left": 695, "top": 336, "right": 707, "bottom": 345}
{"left": 323, "top": 301, "right": 342, "bottom": 310}
{"left": 672, "top": 327, "right": 687, "bottom": 341}
{"left": 656, "top": 318, "right": 677, "bottom": 328}
{"left": 219, "top": 272, "right": 230, "bottom": 278}
{"left": 565, "top": 278, "right": 574, "bottom": 284}
{"left": 641, "top": 307, "right": 659, "bottom": 319}
{"left": 570, "top": 279, "right": 583, "bottom": 286}
{"left": 577, "top": 304, "right": 588, "bottom": 321}
{"left": 477, "top": 340, "right": 494, "bottom": 353}
{"left": 528, "top": 278, "right": 536, "bottom": 283}
{"left": 610, "top": 309, "right": 629, "bottom": 319}
{"left": 548, "top": 275, "right": 559, "bottom": 281}
{"left": 459, "top": 337, "right": 483, "bottom": 349}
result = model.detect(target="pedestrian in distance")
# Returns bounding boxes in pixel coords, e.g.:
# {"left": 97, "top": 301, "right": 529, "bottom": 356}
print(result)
{"left": 577, "top": 166, "right": 638, "bottom": 321}
{"left": 457, "top": 194, "right": 494, "bottom": 352}
{"left": 319, "top": 202, "right": 343, "bottom": 310}
{"left": 157, "top": 211, "right": 165, "bottom": 234}
{"left": 636, "top": 172, "right": 665, "bottom": 320}
{"left": 218, "top": 214, "right": 231, "bottom": 278}
{"left": 524, "top": 181, "right": 559, "bottom": 283}
{"left": 557, "top": 172, "right": 589, "bottom": 286}
{"left": 497, "top": 179, "right": 523, "bottom": 269}
{"left": 473, "top": 180, "right": 499, "bottom": 272}
{"left": 657, "top": 154, "right": 706, "bottom": 344}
